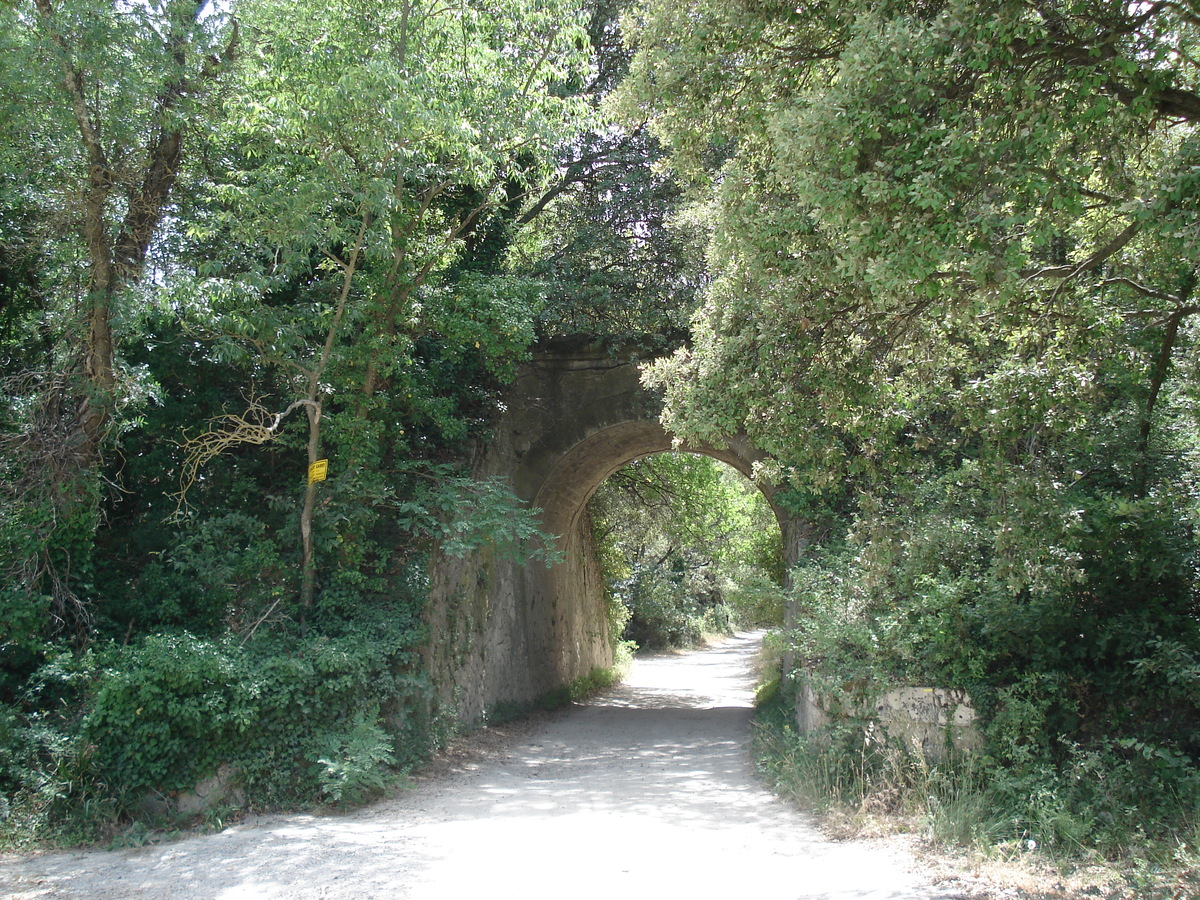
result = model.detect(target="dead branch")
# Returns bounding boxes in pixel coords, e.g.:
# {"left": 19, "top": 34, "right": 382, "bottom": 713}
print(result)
{"left": 172, "top": 397, "right": 316, "bottom": 513}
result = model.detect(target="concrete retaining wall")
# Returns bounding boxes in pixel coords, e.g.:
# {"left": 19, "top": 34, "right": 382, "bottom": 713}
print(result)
{"left": 795, "top": 677, "right": 983, "bottom": 759}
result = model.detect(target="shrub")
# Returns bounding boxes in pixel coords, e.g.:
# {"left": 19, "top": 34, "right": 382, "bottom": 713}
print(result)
{"left": 772, "top": 465, "right": 1200, "bottom": 861}
{"left": 84, "top": 633, "right": 258, "bottom": 798}
{"left": 313, "top": 707, "right": 397, "bottom": 805}
{"left": 725, "top": 571, "right": 785, "bottom": 628}
{"left": 1, "top": 588, "right": 429, "bottom": 843}
{"left": 112, "top": 513, "right": 287, "bottom": 636}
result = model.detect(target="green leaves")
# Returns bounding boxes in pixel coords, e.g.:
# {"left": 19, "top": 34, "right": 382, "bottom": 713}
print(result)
{"left": 314, "top": 706, "right": 396, "bottom": 804}
{"left": 589, "top": 452, "right": 784, "bottom": 647}
{"left": 623, "top": 0, "right": 1200, "bottom": 481}
{"left": 618, "top": 2, "right": 1200, "bottom": 847}
{"left": 394, "top": 465, "right": 562, "bottom": 566}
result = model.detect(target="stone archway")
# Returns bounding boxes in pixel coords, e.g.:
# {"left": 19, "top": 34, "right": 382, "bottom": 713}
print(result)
{"left": 423, "top": 339, "right": 802, "bottom": 722}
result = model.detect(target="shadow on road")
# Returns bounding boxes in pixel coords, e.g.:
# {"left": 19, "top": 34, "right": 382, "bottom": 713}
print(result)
{"left": 0, "top": 632, "right": 936, "bottom": 900}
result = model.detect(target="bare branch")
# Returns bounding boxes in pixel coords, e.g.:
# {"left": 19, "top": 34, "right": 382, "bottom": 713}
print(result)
{"left": 172, "top": 398, "right": 317, "bottom": 513}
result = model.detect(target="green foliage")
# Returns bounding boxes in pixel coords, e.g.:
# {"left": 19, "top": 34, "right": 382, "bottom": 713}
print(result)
{"left": 623, "top": 0, "right": 1200, "bottom": 504}
{"left": 118, "top": 513, "right": 287, "bottom": 635}
{"left": 0, "top": 0, "right": 692, "bottom": 847}
{"left": 773, "top": 469, "right": 1200, "bottom": 854}
{"left": 623, "top": 0, "right": 1200, "bottom": 860}
{"left": 979, "top": 737, "right": 1200, "bottom": 855}
{"left": 0, "top": 0, "right": 239, "bottom": 632}
{"left": 396, "top": 468, "right": 563, "bottom": 567}
{"left": 84, "top": 634, "right": 259, "bottom": 796}
{"left": 313, "top": 707, "right": 397, "bottom": 805}
{"left": 506, "top": 0, "right": 705, "bottom": 342}
{"left": 720, "top": 573, "right": 787, "bottom": 628}
{"left": 0, "top": 554, "right": 431, "bottom": 844}
{"left": 589, "top": 452, "right": 784, "bottom": 649}
{"left": 611, "top": 560, "right": 718, "bottom": 649}
{"left": 756, "top": 688, "right": 1200, "bottom": 876}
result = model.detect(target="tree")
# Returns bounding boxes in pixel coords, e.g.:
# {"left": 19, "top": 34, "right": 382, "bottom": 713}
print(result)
{"left": 589, "top": 453, "right": 783, "bottom": 646}
{"left": 616, "top": 0, "right": 1200, "bottom": 821}
{"left": 618, "top": 0, "right": 1199, "bottom": 491}
{"left": 173, "top": 0, "right": 591, "bottom": 616}
{"left": 0, "top": 0, "right": 600, "bottom": 828}
{"left": 508, "top": 0, "right": 706, "bottom": 342}
{"left": 0, "top": 0, "right": 237, "bottom": 632}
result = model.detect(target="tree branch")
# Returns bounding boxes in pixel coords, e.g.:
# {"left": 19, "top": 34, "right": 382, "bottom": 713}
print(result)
{"left": 518, "top": 128, "right": 645, "bottom": 225}
{"left": 1102, "top": 277, "right": 1183, "bottom": 305}
{"left": 114, "top": 12, "right": 239, "bottom": 281}
{"left": 1022, "top": 219, "right": 1140, "bottom": 282}
{"left": 172, "top": 397, "right": 318, "bottom": 513}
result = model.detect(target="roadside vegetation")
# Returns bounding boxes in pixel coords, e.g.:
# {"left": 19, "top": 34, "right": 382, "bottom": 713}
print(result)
{"left": 753, "top": 680, "right": 1200, "bottom": 899}
{"left": 3, "top": 0, "right": 1200, "bottom": 891}
{"left": 588, "top": 452, "right": 784, "bottom": 651}
{"left": 0, "top": 0, "right": 684, "bottom": 846}
{"left": 615, "top": 0, "right": 1200, "bottom": 891}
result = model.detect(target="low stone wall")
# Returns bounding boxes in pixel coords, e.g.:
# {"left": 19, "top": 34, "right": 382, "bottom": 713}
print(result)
{"left": 795, "top": 678, "right": 982, "bottom": 760}
{"left": 141, "top": 763, "right": 244, "bottom": 818}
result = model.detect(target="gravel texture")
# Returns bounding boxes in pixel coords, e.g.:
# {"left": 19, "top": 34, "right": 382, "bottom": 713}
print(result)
{"left": 0, "top": 633, "right": 1120, "bottom": 900}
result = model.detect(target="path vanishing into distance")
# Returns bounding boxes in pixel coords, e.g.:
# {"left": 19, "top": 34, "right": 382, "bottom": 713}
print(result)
{"left": 2, "top": 634, "right": 964, "bottom": 900}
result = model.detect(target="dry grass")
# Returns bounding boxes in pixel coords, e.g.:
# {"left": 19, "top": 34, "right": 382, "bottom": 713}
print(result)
{"left": 753, "top": 707, "right": 1200, "bottom": 900}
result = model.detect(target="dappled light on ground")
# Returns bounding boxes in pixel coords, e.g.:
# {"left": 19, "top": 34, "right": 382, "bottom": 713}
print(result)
{"left": 0, "top": 633, "right": 943, "bottom": 900}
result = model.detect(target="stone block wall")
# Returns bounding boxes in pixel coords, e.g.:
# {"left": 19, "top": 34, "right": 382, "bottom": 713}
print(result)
{"left": 795, "top": 677, "right": 983, "bottom": 760}
{"left": 420, "top": 339, "right": 786, "bottom": 726}
{"left": 423, "top": 505, "right": 612, "bottom": 724}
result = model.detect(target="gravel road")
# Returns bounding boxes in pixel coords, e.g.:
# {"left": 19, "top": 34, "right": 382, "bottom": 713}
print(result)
{"left": 2, "top": 633, "right": 960, "bottom": 900}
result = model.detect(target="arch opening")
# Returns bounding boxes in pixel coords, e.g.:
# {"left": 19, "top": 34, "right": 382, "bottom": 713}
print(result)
{"left": 531, "top": 420, "right": 784, "bottom": 541}
{"left": 586, "top": 450, "right": 787, "bottom": 653}
{"left": 425, "top": 342, "right": 805, "bottom": 722}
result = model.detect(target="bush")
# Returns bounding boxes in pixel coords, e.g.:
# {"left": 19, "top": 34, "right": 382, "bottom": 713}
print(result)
{"left": 313, "top": 707, "right": 397, "bottom": 805}
{"left": 725, "top": 571, "right": 785, "bottom": 628}
{"left": 772, "top": 464, "right": 1200, "bottom": 861}
{"left": 84, "top": 633, "right": 259, "bottom": 797}
{"left": 0, "top": 592, "right": 429, "bottom": 844}
{"left": 114, "top": 513, "right": 287, "bottom": 636}
{"left": 615, "top": 562, "right": 705, "bottom": 649}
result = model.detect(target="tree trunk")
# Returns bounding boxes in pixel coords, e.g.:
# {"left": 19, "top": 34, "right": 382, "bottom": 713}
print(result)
{"left": 297, "top": 210, "right": 371, "bottom": 623}
{"left": 299, "top": 400, "right": 323, "bottom": 624}
{"left": 26, "top": 0, "right": 234, "bottom": 630}
{"left": 1135, "top": 289, "right": 1197, "bottom": 495}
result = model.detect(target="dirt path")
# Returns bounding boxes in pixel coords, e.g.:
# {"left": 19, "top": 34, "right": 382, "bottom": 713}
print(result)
{"left": 2, "top": 633, "right": 956, "bottom": 899}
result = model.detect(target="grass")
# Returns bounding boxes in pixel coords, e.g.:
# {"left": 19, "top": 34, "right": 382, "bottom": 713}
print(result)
{"left": 751, "top": 689, "right": 1200, "bottom": 899}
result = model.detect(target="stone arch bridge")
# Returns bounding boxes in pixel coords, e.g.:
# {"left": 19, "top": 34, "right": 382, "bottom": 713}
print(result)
{"left": 425, "top": 340, "right": 806, "bottom": 721}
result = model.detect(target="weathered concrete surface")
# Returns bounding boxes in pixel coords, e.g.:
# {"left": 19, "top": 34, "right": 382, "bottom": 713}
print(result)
{"left": 424, "top": 340, "right": 789, "bottom": 722}
{"left": 795, "top": 678, "right": 982, "bottom": 760}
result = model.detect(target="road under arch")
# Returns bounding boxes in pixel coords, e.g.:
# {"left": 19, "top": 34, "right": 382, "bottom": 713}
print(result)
{"left": 424, "top": 339, "right": 806, "bottom": 721}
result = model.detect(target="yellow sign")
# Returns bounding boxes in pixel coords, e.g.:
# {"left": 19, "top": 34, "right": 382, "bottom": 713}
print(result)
{"left": 308, "top": 459, "right": 328, "bottom": 485}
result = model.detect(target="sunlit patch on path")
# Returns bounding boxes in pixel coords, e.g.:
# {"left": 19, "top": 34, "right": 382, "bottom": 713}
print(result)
{"left": 1, "top": 633, "right": 943, "bottom": 900}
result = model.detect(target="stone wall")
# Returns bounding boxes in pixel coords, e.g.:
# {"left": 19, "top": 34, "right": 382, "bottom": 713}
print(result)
{"left": 422, "top": 339, "right": 788, "bottom": 724}
{"left": 795, "top": 677, "right": 982, "bottom": 760}
{"left": 423, "top": 515, "right": 611, "bottom": 723}
{"left": 422, "top": 341, "right": 643, "bottom": 722}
